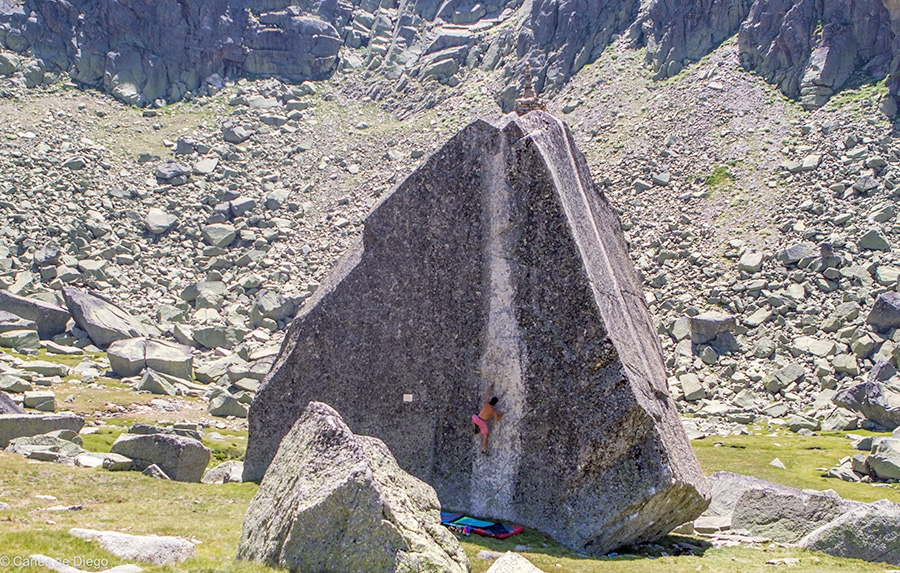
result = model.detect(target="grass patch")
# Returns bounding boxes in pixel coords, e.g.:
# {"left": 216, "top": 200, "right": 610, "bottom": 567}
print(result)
{"left": 79, "top": 427, "right": 124, "bottom": 454}
{"left": 0, "top": 425, "right": 898, "bottom": 572}
{"left": 706, "top": 164, "right": 735, "bottom": 189}
{"left": 693, "top": 429, "right": 900, "bottom": 504}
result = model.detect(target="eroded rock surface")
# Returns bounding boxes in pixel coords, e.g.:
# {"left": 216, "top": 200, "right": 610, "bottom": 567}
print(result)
{"left": 237, "top": 402, "right": 469, "bottom": 573}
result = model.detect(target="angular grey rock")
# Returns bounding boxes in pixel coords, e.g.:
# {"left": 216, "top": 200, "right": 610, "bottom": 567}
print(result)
{"left": 141, "top": 463, "right": 171, "bottom": 479}
{"left": 776, "top": 242, "right": 817, "bottom": 265}
{"left": 109, "top": 432, "right": 209, "bottom": 482}
{"left": 859, "top": 228, "right": 892, "bottom": 252}
{"left": 207, "top": 393, "right": 248, "bottom": 418}
{"left": 0, "top": 290, "right": 70, "bottom": 338}
{"left": 7, "top": 433, "right": 85, "bottom": 461}
{"left": 244, "top": 112, "right": 710, "bottom": 554}
{"left": 201, "top": 460, "right": 244, "bottom": 484}
{"left": 135, "top": 369, "right": 176, "bottom": 396}
{"left": 0, "top": 413, "right": 84, "bottom": 448}
{"left": 24, "top": 390, "right": 56, "bottom": 411}
{"left": 70, "top": 528, "right": 195, "bottom": 565}
{"left": 107, "top": 338, "right": 147, "bottom": 378}
{"left": 0, "top": 392, "right": 23, "bottom": 414}
{"left": 102, "top": 453, "right": 133, "bottom": 471}
{"left": 0, "top": 329, "right": 39, "bottom": 350}
{"left": 144, "top": 208, "right": 179, "bottom": 235}
{"left": 249, "top": 290, "right": 295, "bottom": 326}
{"left": 128, "top": 422, "right": 201, "bottom": 442}
{"left": 200, "top": 224, "right": 236, "bottom": 248}
{"left": 237, "top": 402, "right": 469, "bottom": 573}
{"left": 192, "top": 325, "right": 245, "bottom": 349}
{"left": 485, "top": 552, "right": 543, "bottom": 573}
{"left": 155, "top": 161, "right": 191, "bottom": 181}
{"left": 833, "top": 381, "right": 900, "bottom": 430}
{"left": 731, "top": 484, "right": 858, "bottom": 543}
{"left": 223, "top": 125, "right": 252, "bottom": 144}
{"left": 62, "top": 288, "right": 148, "bottom": 348}
{"left": 144, "top": 339, "right": 193, "bottom": 381}
{"left": 738, "top": 251, "right": 763, "bottom": 273}
{"left": 689, "top": 312, "right": 736, "bottom": 344}
{"left": 867, "top": 292, "right": 900, "bottom": 333}
{"left": 799, "top": 500, "right": 900, "bottom": 565}
{"left": 866, "top": 438, "right": 900, "bottom": 480}
{"left": 33, "top": 244, "right": 60, "bottom": 267}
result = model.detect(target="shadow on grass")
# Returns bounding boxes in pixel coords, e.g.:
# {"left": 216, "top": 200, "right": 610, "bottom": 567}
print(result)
{"left": 456, "top": 524, "right": 712, "bottom": 564}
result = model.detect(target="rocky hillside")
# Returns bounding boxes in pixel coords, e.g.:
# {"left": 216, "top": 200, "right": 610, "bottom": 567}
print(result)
{"left": 1, "top": 0, "right": 899, "bottom": 115}
{"left": 0, "top": 0, "right": 900, "bottom": 450}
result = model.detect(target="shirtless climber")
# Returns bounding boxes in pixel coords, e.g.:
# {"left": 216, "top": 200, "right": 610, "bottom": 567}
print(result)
{"left": 472, "top": 381, "right": 504, "bottom": 454}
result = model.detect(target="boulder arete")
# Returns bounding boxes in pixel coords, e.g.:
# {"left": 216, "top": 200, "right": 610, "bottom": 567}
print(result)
{"left": 243, "top": 111, "right": 710, "bottom": 554}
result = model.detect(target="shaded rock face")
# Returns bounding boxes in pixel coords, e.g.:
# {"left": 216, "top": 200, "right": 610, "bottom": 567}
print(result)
{"left": 739, "top": 0, "right": 894, "bottom": 109}
{"left": 527, "top": 0, "right": 639, "bottom": 91}
{"left": 631, "top": 0, "right": 755, "bottom": 80}
{"left": 0, "top": 290, "right": 70, "bottom": 338}
{"left": 237, "top": 402, "right": 469, "bottom": 573}
{"left": 833, "top": 379, "right": 900, "bottom": 429}
{"left": 630, "top": 0, "right": 898, "bottom": 109}
{"left": 0, "top": 413, "right": 84, "bottom": 448}
{"left": 0, "top": 0, "right": 340, "bottom": 106}
{"left": 0, "top": 392, "right": 23, "bottom": 414}
{"left": 244, "top": 111, "right": 710, "bottom": 554}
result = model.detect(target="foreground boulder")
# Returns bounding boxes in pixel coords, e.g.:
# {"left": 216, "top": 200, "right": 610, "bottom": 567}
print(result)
{"left": 731, "top": 483, "right": 859, "bottom": 543}
{"left": 799, "top": 500, "right": 900, "bottom": 565}
{"left": 70, "top": 528, "right": 195, "bottom": 565}
{"left": 63, "top": 288, "right": 148, "bottom": 348}
{"left": 109, "top": 432, "right": 209, "bottom": 482}
{"left": 244, "top": 112, "right": 709, "bottom": 553}
{"left": 237, "top": 402, "right": 469, "bottom": 573}
{"left": 0, "top": 413, "right": 83, "bottom": 447}
{"left": 0, "top": 290, "right": 70, "bottom": 338}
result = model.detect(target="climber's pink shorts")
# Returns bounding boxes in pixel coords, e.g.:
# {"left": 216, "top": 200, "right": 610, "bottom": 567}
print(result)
{"left": 472, "top": 415, "right": 488, "bottom": 436}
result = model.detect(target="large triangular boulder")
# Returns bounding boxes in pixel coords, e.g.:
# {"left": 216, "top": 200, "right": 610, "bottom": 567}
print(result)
{"left": 238, "top": 402, "right": 469, "bottom": 572}
{"left": 243, "top": 111, "right": 710, "bottom": 554}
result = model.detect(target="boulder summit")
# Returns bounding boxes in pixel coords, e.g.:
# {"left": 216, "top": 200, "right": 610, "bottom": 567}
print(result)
{"left": 243, "top": 111, "right": 710, "bottom": 554}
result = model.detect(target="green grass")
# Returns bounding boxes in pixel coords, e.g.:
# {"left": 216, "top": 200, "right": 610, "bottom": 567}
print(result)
{"left": 4, "top": 352, "right": 900, "bottom": 572}
{"left": 693, "top": 429, "right": 900, "bottom": 504}
{"left": 706, "top": 165, "right": 735, "bottom": 190}
{"left": 1, "top": 426, "right": 899, "bottom": 572}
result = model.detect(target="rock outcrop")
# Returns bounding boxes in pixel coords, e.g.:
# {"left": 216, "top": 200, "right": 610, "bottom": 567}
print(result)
{"left": 244, "top": 111, "right": 710, "bottom": 554}
{"left": 2, "top": 0, "right": 897, "bottom": 109}
{"left": 237, "top": 402, "right": 469, "bottom": 573}
{"left": 0, "top": 0, "right": 341, "bottom": 106}
{"left": 631, "top": 0, "right": 899, "bottom": 110}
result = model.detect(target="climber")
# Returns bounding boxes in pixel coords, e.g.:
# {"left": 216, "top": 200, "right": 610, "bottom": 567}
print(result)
{"left": 472, "top": 381, "right": 504, "bottom": 454}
